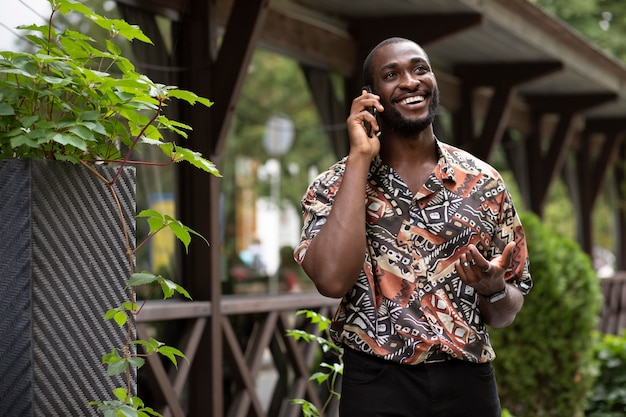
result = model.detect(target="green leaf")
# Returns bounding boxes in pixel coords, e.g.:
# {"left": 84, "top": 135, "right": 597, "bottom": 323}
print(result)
{"left": 80, "top": 110, "right": 101, "bottom": 121}
{"left": 118, "top": 405, "right": 138, "bottom": 417}
{"left": 10, "top": 134, "right": 38, "bottom": 148}
{"left": 52, "top": 133, "right": 87, "bottom": 151}
{"left": 21, "top": 115, "right": 39, "bottom": 128}
{"left": 310, "top": 371, "right": 330, "bottom": 384}
{"left": 137, "top": 209, "right": 163, "bottom": 218}
{"left": 121, "top": 301, "right": 138, "bottom": 312}
{"left": 128, "top": 356, "right": 145, "bottom": 369}
{"left": 129, "top": 272, "right": 159, "bottom": 287}
{"left": 290, "top": 399, "right": 320, "bottom": 417}
{"left": 112, "top": 387, "right": 129, "bottom": 402}
{"left": 69, "top": 125, "right": 96, "bottom": 142}
{"left": 160, "top": 278, "right": 176, "bottom": 299}
{"left": 166, "top": 280, "right": 192, "bottom": 300}
{"left": 166, "top": 89, "right": 213, "bottom": 108}
{"left": 0, "top": 103, "right": 14, "bottom": 116}
{"left": 106, "top": 39, "right": 122, "bottom": 55}
{"left": 94, "top": 17, "right": 153, "bottom": 44}
{"left": 137, "top": 406, "right": 162, "bottom": 417}
{"left": 157, "top": 345, "right": 187, "bottom": 368}
{"left": 102, "top": 349, "right": 122, "bottom": 364}
{"left": 167, "top": 220, "right": 191, "bottom": 252}
{"left": 133, "top": 337, "right": 162, "bottom": 353}
{"left": 106, "top": 360, "right": 127, "bottom": 376}
{"left": 104, "top": 308, "right": 119, "bottom": 321}
{"left": 113, "top": 311, "right": 127, "bottom": 327}
{"left": 104, "top": 307, "right": 127, "bottom": 327}
{"left": 169, "top": 145, "right": 221, "bottom": 176}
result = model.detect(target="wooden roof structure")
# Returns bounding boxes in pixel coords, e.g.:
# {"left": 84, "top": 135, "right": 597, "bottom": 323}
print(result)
{"left": 113, "top": 0, "right": 626, "bottom": 415}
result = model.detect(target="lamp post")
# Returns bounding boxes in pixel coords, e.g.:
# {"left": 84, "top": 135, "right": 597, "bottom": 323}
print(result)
{"left": 262, "top": 115, "right": 294, "bottom": 293}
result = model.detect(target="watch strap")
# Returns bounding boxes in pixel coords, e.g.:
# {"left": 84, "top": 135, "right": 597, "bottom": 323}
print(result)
{"left": 482, "top": 285, "right": 508, "bottom": 303}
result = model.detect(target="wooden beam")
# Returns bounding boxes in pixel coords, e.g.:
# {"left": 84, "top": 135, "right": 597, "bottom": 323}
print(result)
{"left": 211, "top": 0, "right": 270, "bottom": 156}
{"left": 260, "top": 9, "right": 356, "bottom": 75}
{"left": 583, "top": 118, "right": 626, "bottom": 198}
{"left": 301, "top": 65, "right": 349, "bottom": 158}
{"left": 476, "top": 86, "right": 515, "bottom": 160}
{"left": 585, "top": 117, "right": 626, "bottom": 137}
{"left": 350, "top": 13, "right": 483, "bottom": 50}
{"left": 524, "top": 92, "right": 617, "bottom": 114}
{"left": 115, "top": 0, "right": 185, "bottom": 20}
{"left": 523, "top": 93, "right": 617, "bottom": 215}
{"left": 453, "top": 62, "right": 563, "bottom": 160}
{"left": 577, "top": 129, "right": 622, "bottom": 253}
{"left": 525, "top": 111, "right": 575, "bottom": 216}
{"left": 571, "top": 117, "right": 626, "bottom": 253}
{"left": 615, "top": 143, "right": 626, "bottom": 269}
{"left": 455, "top": 62, "right": 563, "bottom": 87}
{"left": 221, "top": 315, "right": 267, "bottom": 417}
{"left": 174, "top": 0, "right": 224, "bottom": 415}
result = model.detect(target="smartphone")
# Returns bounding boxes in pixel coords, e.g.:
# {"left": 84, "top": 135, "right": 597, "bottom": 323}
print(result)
{"left": 363, "top": 85, "right": 381, "bottom": 138}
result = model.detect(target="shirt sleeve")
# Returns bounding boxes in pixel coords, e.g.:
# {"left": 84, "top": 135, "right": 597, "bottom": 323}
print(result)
{"left": 293, "top": 162, "right": 345, "bottom": 266}
{"left": 495, "top": 185, "right": 533, "bottom": 295}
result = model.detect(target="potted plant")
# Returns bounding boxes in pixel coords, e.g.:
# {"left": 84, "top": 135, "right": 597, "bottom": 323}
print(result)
{"left": 0, "top": 0, "right": 218, "bottom": 415}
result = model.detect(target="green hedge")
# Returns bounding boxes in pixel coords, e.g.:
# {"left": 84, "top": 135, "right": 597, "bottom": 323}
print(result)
{"left": 490, "top": 212, "right": 603, "bottom": 417}
{"left": 586, "top": 331, "right": 626, "bottom": 416}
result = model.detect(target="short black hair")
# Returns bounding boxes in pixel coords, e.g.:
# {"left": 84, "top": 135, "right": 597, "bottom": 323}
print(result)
{"left": 362, "top": 37, "right": 417, "bottom": 87}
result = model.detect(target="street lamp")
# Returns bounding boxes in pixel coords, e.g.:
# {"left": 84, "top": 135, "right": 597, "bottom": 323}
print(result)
{"left": 262, "top": 115, "right": 294, "bottom": 293}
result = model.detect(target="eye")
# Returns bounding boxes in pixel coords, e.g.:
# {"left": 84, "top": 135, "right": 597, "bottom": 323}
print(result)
{"left": 414, "top": 65, "right": 429, "bottom": 74}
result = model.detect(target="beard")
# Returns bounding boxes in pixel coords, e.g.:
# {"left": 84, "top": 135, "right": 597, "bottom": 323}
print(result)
{"left": 380, "top": 88, "right": 440, "bottom": 136}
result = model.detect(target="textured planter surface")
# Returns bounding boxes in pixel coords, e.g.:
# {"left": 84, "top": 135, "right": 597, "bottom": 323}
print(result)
{"left": 0, "top": 159, "right": 136, "bottom": 416}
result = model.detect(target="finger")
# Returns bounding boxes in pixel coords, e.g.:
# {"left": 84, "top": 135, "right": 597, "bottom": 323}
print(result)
{"left": 457, "top": 253, "right": 478, "bottom": 286}
{"left": 500, "top": 241, "right": 516, "bottom": 268}
{"left": 459, "top": 251, "right": 471, "bottom": 268}
{"left": 359, "top": 89, "right": 384, "bottom": 113}
{"left": 467, "top": 244, "right": 490, "bottom": 274}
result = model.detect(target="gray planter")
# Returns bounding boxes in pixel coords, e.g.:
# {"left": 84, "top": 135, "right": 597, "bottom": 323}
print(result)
{"left": 0, "top": 159, "right": 136, "bottom": 416}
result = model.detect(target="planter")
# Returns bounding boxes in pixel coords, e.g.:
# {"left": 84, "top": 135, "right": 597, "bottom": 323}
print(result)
{"left": 0, "top": 159, "right": 136, "bottom": 416}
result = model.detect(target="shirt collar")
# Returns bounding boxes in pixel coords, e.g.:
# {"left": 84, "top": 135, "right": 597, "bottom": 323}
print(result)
{"left": 367, "top": 138, "right": 457, "bottom": 184}
{"left": 434, "top": 138, "right": 456, "bottom": 184}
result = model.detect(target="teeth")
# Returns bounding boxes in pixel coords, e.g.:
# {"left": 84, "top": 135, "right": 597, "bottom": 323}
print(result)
{"left": 400, "top": 96, "right": 424, "bottom": 105}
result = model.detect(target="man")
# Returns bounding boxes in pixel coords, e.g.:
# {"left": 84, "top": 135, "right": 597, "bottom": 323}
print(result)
{"left": 294, "top": 37, "right": 532, "bottom": 417}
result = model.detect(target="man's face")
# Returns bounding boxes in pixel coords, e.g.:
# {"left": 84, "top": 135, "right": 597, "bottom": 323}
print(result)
{"left": 371, "top": 42, "right": 439, "bottom": 136}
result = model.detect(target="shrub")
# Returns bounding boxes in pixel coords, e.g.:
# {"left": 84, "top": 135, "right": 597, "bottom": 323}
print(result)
{"left": 585, "top": 331, "right": 626, "bottom": 416}
{"left": 490, "top": 212, "right": 603, "bottom": 417}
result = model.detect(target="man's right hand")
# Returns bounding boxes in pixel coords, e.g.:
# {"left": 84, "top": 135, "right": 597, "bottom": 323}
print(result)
{"left": 347, "top": 89, "right": 383, "bottom": 159}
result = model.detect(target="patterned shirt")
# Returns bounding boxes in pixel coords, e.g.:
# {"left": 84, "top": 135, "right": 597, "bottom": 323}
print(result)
{"left": 294, "top": 140, "right": 532, "bottom": 365}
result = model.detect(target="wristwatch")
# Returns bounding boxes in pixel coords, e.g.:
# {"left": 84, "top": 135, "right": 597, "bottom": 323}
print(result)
{"left": 481, "top": 285, "right": 508, "bottom": 303}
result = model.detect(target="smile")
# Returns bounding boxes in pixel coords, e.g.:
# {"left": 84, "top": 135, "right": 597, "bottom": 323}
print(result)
{"left": 398, "top": 95, "right": 425, "bottom": 105}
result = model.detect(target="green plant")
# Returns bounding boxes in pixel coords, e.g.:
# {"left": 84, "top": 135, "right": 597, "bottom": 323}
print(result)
{"left": 0, "top": 1, "right": 214, "bottom": 170}
{"left": 585, "top": 331, "right": 626, "bottom": 416}
{"left": 490, "top": 212, "right": 603, "bottom": 417}
{"left": 0, "top": 0, "right": 219, "bottom": 415}
{"left": 286, "top": 310, "right": 343, "bottom": 417}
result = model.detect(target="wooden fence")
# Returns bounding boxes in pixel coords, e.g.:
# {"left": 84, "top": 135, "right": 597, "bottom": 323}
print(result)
{"left": 132, "top": 273, "right": 625, "bottom": 417}
{"left": 136, "top": 292, "right": 340, "bottom": 417}
{"left": 598, "top": 272, "right": 626, "bottom": 335}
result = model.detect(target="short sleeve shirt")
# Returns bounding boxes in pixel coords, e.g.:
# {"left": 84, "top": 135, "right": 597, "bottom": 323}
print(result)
{"left": 294, "top": 140, "right": 532, "bottom": 365}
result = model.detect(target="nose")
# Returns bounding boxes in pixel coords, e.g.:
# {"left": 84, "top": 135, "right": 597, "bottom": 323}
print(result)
{"left": 399, "top": 72, "right": 420, "bottom": 90}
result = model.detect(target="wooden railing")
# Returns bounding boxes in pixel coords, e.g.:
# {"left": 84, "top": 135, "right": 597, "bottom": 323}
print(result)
{"left": 136, "top": 292, "right": 340, "bottom": 417}
{"left": 598, "top": 272, "right": 626, "bottom": 335}
{"left": 134, "top": 273, "right": 626, "bottom": 416}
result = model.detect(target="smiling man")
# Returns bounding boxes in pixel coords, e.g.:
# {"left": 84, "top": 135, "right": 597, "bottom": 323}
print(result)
{"left": 294, "top": 37, "right": 533, "bottom": 417}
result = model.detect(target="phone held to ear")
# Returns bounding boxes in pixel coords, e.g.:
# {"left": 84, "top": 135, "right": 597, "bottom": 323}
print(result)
{"left": 363, "top": 85, "right": 381, "bottom": 138}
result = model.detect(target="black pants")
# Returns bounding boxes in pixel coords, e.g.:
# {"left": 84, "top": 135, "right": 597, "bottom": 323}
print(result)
{"left": 340, "top": 348, "right": 502, "bottom": 417}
